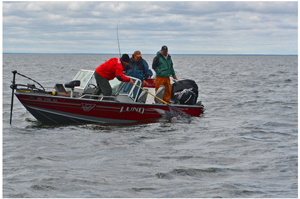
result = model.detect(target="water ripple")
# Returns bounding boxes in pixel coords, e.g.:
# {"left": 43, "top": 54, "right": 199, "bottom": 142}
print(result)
{"left": 3, "top": 54, "right": 297, "bottom": 198}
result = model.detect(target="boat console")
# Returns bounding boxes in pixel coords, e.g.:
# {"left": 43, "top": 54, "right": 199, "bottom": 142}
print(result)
{"left": 64, "top": 69, "right": 143, "bottom": 102}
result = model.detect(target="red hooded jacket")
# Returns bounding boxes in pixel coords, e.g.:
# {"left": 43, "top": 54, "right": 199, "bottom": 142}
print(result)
{"left": 95, "top": 58, "right": 130, "bottom": 82}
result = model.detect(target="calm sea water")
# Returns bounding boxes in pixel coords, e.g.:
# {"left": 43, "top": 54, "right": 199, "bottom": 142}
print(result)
{"left": 2, "top": 54, "right": 298, "bottom": 197}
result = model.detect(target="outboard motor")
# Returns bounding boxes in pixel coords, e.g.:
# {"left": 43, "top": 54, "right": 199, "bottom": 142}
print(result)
{"left": 171, "top": 79, "right": 199, "bottom": 105}
{"left": 177, "top": 89, "right": 197, "bottom": 105}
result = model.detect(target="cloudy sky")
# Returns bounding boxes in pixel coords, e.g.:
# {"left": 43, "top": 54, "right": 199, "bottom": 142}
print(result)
{"left": 2, "top": 1, "right": 298, "bottom": 55}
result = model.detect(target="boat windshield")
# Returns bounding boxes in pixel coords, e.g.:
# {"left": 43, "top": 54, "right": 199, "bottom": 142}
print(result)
{"left": 71, "top": 70, "right": 142, "bottom": 101}
{"left": 72, "top": 70, "right": 94, "bottom": 89}
{"left": 109, "top": 77, "right": 142, "bottom": 101}
{"left": 110, "top": 78, "right": 124, "bottom": 95}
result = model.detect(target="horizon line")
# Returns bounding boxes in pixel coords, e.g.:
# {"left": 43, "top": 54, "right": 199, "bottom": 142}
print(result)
{"left": 2, "top": 52, "right": 298, "bottom": 56}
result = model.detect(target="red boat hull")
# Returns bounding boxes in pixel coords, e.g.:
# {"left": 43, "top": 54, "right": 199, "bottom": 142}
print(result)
{"left": 15, "top": 92, "right": 203, "bottom": 125}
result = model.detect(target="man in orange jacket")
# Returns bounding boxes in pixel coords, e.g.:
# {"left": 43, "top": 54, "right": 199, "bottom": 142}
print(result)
{"left": 92, "top": 54, "right": 134, "bottom": 97}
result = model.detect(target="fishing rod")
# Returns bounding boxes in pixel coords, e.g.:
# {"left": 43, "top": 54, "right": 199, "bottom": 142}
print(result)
{"left": 117, "top": 21, "right": 121, "bottom": 58}
{"left": 133, "top": 82, "right": 191, "bottom": 120}
{"left": 133, "top": 82, "right": 168, "bottom": 104}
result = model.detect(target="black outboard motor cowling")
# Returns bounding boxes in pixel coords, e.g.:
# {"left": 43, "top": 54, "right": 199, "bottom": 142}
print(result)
{"left": 177, "top": 89, "right": 197, "bottom": 105}
{"left": 171, "top": 79, "right": 199, "bottom": 105}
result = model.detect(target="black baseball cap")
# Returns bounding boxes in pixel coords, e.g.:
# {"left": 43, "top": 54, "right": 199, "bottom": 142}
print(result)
{"left": 161, "top": 45, "right": 168, "bottom": 52}
{"left": 121, "top": 54, "right": 130, "bottom": 63}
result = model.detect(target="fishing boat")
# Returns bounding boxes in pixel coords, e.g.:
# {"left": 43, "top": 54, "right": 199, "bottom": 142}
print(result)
{"left": 9, "top": 69, "right": 204, "bottom": 125}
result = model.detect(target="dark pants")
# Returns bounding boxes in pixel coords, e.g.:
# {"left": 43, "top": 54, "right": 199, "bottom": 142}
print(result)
{"left": 92, "top": 72, "right": 112, "bottom": 96}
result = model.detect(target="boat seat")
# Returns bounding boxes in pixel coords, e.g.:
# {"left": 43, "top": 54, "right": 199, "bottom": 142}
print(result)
{"left": 65, "top": 80, "right": 80, "bottom": 89}
{"left": 116, "top": 95, "right": 134, "bottom": 103}
{"left": 137, "top": 89, "right": 148, "bottom": 103}
{"left": 64, "top": 80, "right": 80, "bottom": 98}
{"left": 155, "top": 85, "right": 165, "bottom": 104}
{"left": 54, "top": 84, "right": 67, "bottom": 93}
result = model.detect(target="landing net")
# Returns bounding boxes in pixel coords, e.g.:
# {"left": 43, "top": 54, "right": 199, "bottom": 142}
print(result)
{"left": 169, "top": 106, "right": 191, "bottom": 123}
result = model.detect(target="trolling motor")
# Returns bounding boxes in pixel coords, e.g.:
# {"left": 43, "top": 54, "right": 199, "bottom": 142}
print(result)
{"left": 9, "top": 70, "right": 46, "bottom": 124}
{"left": 9, "top": 70, "right": 17, "bottom": 124}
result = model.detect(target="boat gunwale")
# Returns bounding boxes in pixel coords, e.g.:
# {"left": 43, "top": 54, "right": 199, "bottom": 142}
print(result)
{"left": 14, "top": 90, "right": 204, "bottom": 109}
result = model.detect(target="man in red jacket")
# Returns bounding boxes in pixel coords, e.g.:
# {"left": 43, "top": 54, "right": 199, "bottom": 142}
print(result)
{"left": 92, "top": 54, "right": 134, "bottom": 97}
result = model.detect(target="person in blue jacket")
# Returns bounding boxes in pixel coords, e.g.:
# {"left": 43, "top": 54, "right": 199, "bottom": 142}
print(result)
{"left": 124, "top": 50, "right": 150, "bottom": 98}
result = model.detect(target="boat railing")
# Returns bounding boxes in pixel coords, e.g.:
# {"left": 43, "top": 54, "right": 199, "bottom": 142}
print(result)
{"left": 78, "top": 94, "right": 118, "bottom": 101}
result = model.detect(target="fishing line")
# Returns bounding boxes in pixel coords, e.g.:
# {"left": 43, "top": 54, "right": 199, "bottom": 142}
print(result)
{"left": 117, "top": 21, "right": 121, "bottom": 58}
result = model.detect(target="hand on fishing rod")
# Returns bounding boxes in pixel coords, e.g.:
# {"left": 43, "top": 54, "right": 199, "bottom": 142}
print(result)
{"left": 129, "top": 79, "right": 134, "bottom": 84}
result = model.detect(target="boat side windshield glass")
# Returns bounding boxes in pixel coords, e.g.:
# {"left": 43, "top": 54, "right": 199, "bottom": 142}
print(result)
{"left": 109, "top": 78, "right": 124, "bottom": 95}
{"left": 73, "top": 70, "right": 94, "bottom": 89}
{"left": 109, "top": 77, "right": 141, "bottom": 100}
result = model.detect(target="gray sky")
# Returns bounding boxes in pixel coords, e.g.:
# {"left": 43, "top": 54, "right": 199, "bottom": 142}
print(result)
{"left": 2, "top": 1, "right": 298, "bottom": 55}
